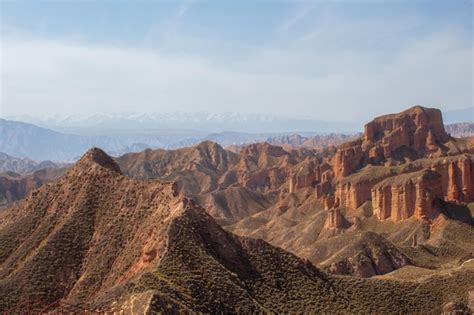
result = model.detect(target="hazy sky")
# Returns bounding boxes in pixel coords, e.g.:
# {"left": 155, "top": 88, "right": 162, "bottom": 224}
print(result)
{"left": 0, "top": 0, "right": 472, "bottom": 123}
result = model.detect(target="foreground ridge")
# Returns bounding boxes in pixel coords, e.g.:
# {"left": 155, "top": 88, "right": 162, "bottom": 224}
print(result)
{"left": 0, "top": 137, "right": 473, "bottom": 312}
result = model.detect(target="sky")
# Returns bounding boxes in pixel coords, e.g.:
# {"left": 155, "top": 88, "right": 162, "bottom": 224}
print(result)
{"left": 0, "top": 0, "right": 472, "bottom": 124}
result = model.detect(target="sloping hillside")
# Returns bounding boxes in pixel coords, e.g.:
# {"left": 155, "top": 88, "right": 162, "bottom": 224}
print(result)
{"left": 1, "top": 148, "right": 473, "bottom": 313}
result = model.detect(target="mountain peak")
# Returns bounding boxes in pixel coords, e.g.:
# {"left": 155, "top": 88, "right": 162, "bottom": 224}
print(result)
{"left": 76, "top": 147, "right": 122, "bottom": 174}
{"left": 195, "top": 140, "right": 223, "bottom": 151}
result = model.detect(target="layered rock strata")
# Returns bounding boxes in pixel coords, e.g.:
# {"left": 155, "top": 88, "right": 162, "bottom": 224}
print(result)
{"left": 312, "top": 106, "right": 474, "bottom": 223}
{"left": 371, "top": 169, "right": 443, "bottom": 222}
{"left": 325, "top": 208, "right": 345, "bottom": 229}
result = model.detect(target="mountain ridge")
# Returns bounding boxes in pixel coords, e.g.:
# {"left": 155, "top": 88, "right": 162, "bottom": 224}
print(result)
{"left": 1, "top": 147, "right": 473, "bottom": 313}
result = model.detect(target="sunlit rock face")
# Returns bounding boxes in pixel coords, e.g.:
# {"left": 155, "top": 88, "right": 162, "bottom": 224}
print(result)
{"left": 371, "top": 170, "right": 442, "bottom": 222}
{"left": 312, "top": 106, "right": 474, "bottom": 223}
{"left": 334, "top": 106, "right": 449, "bottom": 179}
{"left": 364, "top": 106, "right": 448, "bottom": 158}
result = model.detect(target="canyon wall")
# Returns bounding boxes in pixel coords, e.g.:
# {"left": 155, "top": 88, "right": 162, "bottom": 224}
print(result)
{"left": 335, "top": 154, "right": 474, "bottom": 222}
{"left": 372, "top": 170, "right": 443, "bottom": 222}
{"left": 428, "top": 155, "right": 474, "bottom": 202}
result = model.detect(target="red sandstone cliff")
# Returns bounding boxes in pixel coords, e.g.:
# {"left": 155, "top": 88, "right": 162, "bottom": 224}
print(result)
{"left": 334, "top": 106, "right": 450, "bottom": 179}
{"left": 372, "top": 169, "right": 443, "bottom": 222}
{"left": 311, "top": 106, "right": 474, "bottom": 223}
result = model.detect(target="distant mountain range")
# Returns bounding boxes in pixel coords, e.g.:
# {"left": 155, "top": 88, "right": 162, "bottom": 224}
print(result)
{"left": 1, "top": 108, "right": 472, "bottom": 162}
{"left": 0, "top": 152, "right": 62, "bottom": 175}
{"left": 442, "top": 107, "right": 474, "bottom": 124}
{"left": 8, "top": 108, "right": 472, "bottom": 135}
{"left": 0, "top": 118, "right": 356, "bottom": 161}
{"left": 445, "top": 122, "right": 474, "bottom": 138}
{"left": 0, "top": 118, "right": 206, "bottom": 161}
{"left": 7, "top": 111, "right": 360, "bottom": 134}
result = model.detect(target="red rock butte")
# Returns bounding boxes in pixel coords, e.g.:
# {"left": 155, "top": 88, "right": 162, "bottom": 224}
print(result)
{"left": 289, "top": 105, "right": 474, "bottom": 223}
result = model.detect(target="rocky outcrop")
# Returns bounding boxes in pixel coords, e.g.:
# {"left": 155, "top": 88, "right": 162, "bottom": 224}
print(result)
{"left": 460, "top": 156, "right": 473, "bottom": 200}
{"left": 331, "top": 106, "right": 451, "bottom": 180}
{"left": 325, "top": 232, "right": 410, "bottom": 278}
{"left": 371, "top": 185, "right": 392, "bottom": 220}
{"left": 412, "top": 234, "right": 417, "bottom": 247}
{"left": 447, "top": 161, "right": 460, "bottom": 200}
{"left": 335, "top": 177, "right": 383, "bottom": 210}
{"left": 325, "top": 208, "right": 345, "bottom": 229}
{"left": 333, "top": 140, "right": 365, "bottom": 178}
{"left": 328, "top": 153, "right": 474, "bottom": 222}
{"left": 372, "top": 170, "right": 443, "bottom": 222}
{"left": 239, "top": 167, "right": 288, "bottom": 193}
{"left": 422, "top": 154, "right": 474, "bottom": 203}
{"left": 364, "top": 106, "right": 448, "bottom": 156}
{"left": 289, "top": 160, "right": 318, "bottom": 193}
{"left": 314, "top": 106, "right": 474, "bottom": 223}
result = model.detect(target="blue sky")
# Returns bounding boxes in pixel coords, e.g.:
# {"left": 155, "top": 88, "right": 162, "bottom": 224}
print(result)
{"left": 0, "top": 0, "right": 472, "bottom": 123}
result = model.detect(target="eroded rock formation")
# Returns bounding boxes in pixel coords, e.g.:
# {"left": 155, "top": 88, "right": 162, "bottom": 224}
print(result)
{"left": 372, "top": 170, "right": 443, "bottom": 222}
{"left": 312, "top": 106, "right": 474, "bottom": 223}
{"left": 289, "top": 160, "right": 319, "bottom": 193}
{"left": 325, "top": 208, "right": 345, "bottom": 229}
{"left": 335, "top": 106, "right": 449, "bottom": 179}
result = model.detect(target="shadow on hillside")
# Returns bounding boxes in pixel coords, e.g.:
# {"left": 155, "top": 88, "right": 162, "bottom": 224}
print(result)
{"left": 435, "top": 199, "right": 473, "bottom": 226}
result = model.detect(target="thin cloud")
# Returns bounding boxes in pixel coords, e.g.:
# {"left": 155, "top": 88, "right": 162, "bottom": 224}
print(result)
{"left": 177, "top": 0, "right": 195, "bottom": 18}
{"left": 1, "top": 28, "right": 471, "bottom": 123}
{"left": 279, "top": 4, "right": 315, "bottom": 32}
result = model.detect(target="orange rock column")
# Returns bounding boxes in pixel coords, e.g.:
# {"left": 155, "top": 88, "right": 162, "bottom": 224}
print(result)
{"left": 460, "top": 156, "right": 473, "bottom": 201}
{"left": 447, "top": 162, "right": 459, "bottom": 201}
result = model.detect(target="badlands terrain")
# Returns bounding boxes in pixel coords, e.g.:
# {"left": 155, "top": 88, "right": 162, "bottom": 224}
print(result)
{"left": 0, "top": 106, "right": 473, "bottom": 313}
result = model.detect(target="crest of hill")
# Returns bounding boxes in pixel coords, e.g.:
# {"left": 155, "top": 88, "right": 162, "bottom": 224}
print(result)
{"left": 0, "top": 167, "right": 65, "bottom": 209}
{"left": 118, "top": 141, "right": 237, "bottom": 180}
{"left": 73, "top": 147, "right": 122, "bottom": 174}
{"left": 0, "top": 147, "right": 185, "bottom": 308}
{"left": 116, "top": 141, "right": 320, "bottom": 223}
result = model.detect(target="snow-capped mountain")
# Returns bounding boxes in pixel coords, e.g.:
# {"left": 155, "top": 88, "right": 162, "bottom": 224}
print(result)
{"left": 8, "top": 112, "right": 359, "bottom": 134}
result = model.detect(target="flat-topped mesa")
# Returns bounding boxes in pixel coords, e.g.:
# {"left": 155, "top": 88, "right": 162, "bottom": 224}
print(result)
{"left": 365, "top": 106, "right": 448, "bottom": 142}
{"left": 314, "top": 105, "right": 474, "bottom": 222}
{"left": 332, "top": 106, "right": 450, "bottom": 179}
{"left": 286, "top": 107, "right": 472, "bottom": 226}
{"left": 364, "top": 106, "right": 449, "bottom": 159}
